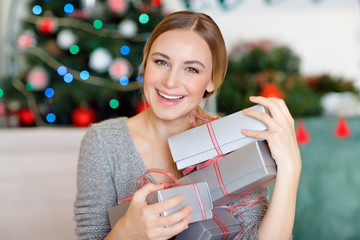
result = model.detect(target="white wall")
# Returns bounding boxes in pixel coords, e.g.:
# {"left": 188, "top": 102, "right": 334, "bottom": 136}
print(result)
{"left": 163, "top": 0, "right": 360, "bottom": 88}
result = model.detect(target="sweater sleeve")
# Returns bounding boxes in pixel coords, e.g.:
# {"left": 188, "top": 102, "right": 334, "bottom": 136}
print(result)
{"left": 74, "top": 124, "right": 117, "bottom": 240}
{"left": 230, "top": 189, "right": 269, "bottom": 240}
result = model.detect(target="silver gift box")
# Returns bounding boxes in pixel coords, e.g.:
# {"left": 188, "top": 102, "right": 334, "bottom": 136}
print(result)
{"left": 108, "top": 182, "right": 213, "bottom": 228}
{"left": 168, "top": 105, "right": 268, "bottom": 170}
{"left": 175, "top": 208, "right": 241, "bottom": 240}
{"left": 147, "top": 182, "right": 213, "bottom": 224}
{"left": 177, "top": 140, "right": 276, "bottom": 206}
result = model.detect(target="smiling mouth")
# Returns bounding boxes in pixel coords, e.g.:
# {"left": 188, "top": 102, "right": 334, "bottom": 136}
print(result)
{"left": 157, "top": 91, "right": 184, "bottom": 101}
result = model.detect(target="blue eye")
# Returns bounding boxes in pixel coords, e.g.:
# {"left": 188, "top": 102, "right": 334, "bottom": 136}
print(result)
{"left": 155, "top": 59, "right": 168, "bottom": 66}
{"left": 186, "top": 67, "right": 199, "bottom": 73}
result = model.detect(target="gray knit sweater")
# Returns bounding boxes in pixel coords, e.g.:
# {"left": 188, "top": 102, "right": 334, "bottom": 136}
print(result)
{"left": 74, "top": 117, "right": 268, "bottom": 240}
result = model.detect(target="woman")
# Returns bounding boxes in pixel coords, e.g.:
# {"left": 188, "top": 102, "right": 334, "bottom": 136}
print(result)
{"left": 74, "top": 11, "right": 301, "bottom": 240}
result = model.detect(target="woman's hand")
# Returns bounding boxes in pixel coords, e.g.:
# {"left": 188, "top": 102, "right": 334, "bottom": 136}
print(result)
{"left": 108, "top": 183, "right": 193, "bottom": 240}
{"left": 242, "top": 96, "right": 302, "bottom": 240}
{"left": 242, "top": 96, "right": 301, "bottom": 180}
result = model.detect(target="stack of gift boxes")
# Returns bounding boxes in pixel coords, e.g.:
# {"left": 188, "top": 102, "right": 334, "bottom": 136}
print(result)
{"left": 108, "top": 105, "right": 277, "bottom": 239}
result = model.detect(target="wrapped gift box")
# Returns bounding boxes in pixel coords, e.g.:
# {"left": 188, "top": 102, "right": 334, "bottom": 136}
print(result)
{"left": 168, "top": 105, "right": 268, "bottom": 170}
{"left": 177, "top": 140, "right": 276, "bottom": 206}
{"left": 147, "top": 182, "right": 213, "bottom": 224}
{"left": 108, "top": 182, "right": 213, "bottom": 228}
{"left": 175, "top": 208, "right": 242, "bottom": 240}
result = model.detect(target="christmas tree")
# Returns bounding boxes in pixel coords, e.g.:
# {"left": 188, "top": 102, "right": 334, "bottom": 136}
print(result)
{"left": 1, "top": 0, "right": 164, "bottom": 127}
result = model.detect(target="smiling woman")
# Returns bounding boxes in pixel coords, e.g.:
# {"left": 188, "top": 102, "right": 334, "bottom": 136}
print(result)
{"left": 74, "top": 11, "right": 302, "bottom": 240}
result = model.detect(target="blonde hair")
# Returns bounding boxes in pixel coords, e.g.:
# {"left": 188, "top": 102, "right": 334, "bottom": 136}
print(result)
{"left": 140, "top": 11, "right": 228, "bottom": 120}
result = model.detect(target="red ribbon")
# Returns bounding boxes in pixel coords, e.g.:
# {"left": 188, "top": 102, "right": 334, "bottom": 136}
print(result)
{"left": 118, "top": 168, "right": 208, "bottom": 221}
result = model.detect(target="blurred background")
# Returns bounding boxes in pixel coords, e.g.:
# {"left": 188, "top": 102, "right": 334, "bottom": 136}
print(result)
{"left": 0, "top": 0, "right": 359, "bottom": 239}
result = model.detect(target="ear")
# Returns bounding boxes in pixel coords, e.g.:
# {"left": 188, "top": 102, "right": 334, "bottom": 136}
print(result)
{"left": 206, "top": 80, "right": 215, "bottom": 94}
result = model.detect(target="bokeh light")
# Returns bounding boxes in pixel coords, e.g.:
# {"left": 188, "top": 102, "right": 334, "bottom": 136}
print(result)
{"left": 93, "top": 20, "right": 103, "bottom": 29}
{"left": 70, "top": 44, "right": 79, "bottom": 54}
{"left": 32, "top": 5, "right": 42, "bottom": 15}
{"left": 120, "top": 45, "right": 130, "bottom": 55}
{"left": 0, "top": 88, "right": 3, "bottom": 98}
{"left": 136, "top": 75, "right": 144, "bottom": 82}
{"left": 119, "top": 76, "right": 129, "bottom": 86}
{"left": 57, "top": 66, "right": 67, "bottom": 76}
{"left": 64, "top": 73, "right": 73, "bottom": 83}
{"left": 80, "top": 70, "right": 90, "bottom": 80}
{"left": 64, "top": 3, "right": 74, "bottom": 14}
{"left": 46, "top": 113, "right": 56, "bottom": 123}
{"left": 139, "top": 14, "right": 149, "bottom": 24}
{"left": 45, "top": 88, "right": 54, "bottom": 98}
{"left": 109, "top": 99, "right": 119, "bottom": 109}
{"left": 26, "top": 82, "right": 34, "bottom": 91}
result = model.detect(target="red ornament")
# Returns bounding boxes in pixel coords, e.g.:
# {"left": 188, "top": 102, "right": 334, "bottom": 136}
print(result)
{"left": 18, "top": 108, "right": 35, "bottom": 126}
{"left": 107, "top": 0, "right": 128, "bottom": 15}
{"left": 296, "top": 119, "right": 311, "bottom": 145}
{"left": 136, "top": 101, "right": 149, "bottom": 114}
{"left": 37, "top": 17, "right": 58, "bottom": 35}
{"left": 71, "top": 106, "right": 97, "bottom": 127}
{"left": 17, "top": 30, "right": 36, "bottom": 49}
{"left": 259, "top": 83, "right": 283, "bottom": 99}
{"left": 151, "top": 0, "right": 162, "bottom": 7}
{"left": 334, "top": 117, "right": 351, "bottom": 139}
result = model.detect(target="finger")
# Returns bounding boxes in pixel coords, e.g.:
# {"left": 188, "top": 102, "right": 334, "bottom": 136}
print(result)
{"left": 249, "top": 96, "right": 290, "bottom": 123}
{"left": 243, "top": 108, "right": 280, "bottom": 131}
{"left": 241, "top": 129, "right": 271, "bottom": 141}
{"left": 133, "top": 183, "right": 165, "bottom": 203}
{"left": 157, "top": 205, "right": 193, "bottom": 227}
{"left": 160, "top": 213, "right": 192, "bottom": 237}
{"left": 150, "top": 194, "right": 185, "bottom": 215}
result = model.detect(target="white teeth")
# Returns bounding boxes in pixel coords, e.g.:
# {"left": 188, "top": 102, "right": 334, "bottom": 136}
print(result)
{"left": 158, "top": 91, "right": 184, "bottom": 100}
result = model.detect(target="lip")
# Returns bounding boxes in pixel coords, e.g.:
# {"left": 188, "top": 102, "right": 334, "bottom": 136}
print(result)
{"left": 155, "top": 89, "right": 185, "bottom": 106}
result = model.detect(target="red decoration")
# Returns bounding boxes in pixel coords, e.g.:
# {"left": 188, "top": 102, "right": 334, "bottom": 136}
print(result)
{"left": 37, "top": 17, "right": 58, "bottom": 35}
{"left": 136, "top": 101, "right": 149, "bottom": 114}
{"left": 296, "top": 119, "right": 311, "bottom": 145}
{"left": 334, "top": 117, "right": 351, "bottom": 139}
{"left": 107, "top": 0, "right": 128, "bottom": 14}
{"left": 17, "top": 31, "right": 36, "bottom": 49}
{"left": 151, "top": 0, "right": 162, "bottom": 7}
{"left": 18, "top": 108, "right": 35, "bottom": 126}
{"left": 259, "top": 83, "right": 283, "bottom": 99}
{"left": 71, "top": 106, "right": 97, "bottom": 127}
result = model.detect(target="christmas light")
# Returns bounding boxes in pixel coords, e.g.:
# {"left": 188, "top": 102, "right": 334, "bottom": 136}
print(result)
{"left": 80, "top": 70, "right": 90, "bottom": 80}
{"left": 119, "top": 76, "right": 129, "bottom": 86}
{"left": 120, "top": 45, "right": 130, "bottom": 55}
{"left": 57, "top": 66, "right": 67, "bottom": 75}
{"left": 136, "top": 75, "right": 144, "bottom": 82}
{"left": 70, "top": 44, "right": 80, "bottom": 54}
{"left": 93, "top": 20, "right": 103, "bottom": 29}
{"left": 26, "top": 82, "right": 34, "bottom": 91}
{"left": 64, "top": 73, "right": 73, "bottom": 83}
{"left": 45, "top": 88, "right": 55, "bottom": 98}
{"left": 46, "top": 113, "right": 56, "bottom": 123}
{"left": 0, "top": 88, "right": 3, "bottom": 98}
{"left": 109, "top": 99, "right": 119, "bottom": 109}
{"left": 64, "top": 3, "right": 74, "bottom": 14}
{"left": 139, "top": 14, "right": 149, "bottom": 24}
{"left": 32, "top": 5, "right": 42, "bottom": 15}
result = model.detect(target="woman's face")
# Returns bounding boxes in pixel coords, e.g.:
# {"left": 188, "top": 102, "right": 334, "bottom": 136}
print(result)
{"left": 143, "top": 29, "right": 214, "bottom": 121}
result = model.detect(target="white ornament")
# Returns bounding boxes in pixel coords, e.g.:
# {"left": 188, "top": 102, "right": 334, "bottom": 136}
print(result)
{"left": 109, "top": 58, "right": 133, "bottom": 80}
{"left": 118, "top": 19, "right": 138, "bottom": 38}
{"left": 57, "top": 29, "right": 78, "bottom": 50}
{"left": 89, "top": 48, "right": 113, "bottom": 73}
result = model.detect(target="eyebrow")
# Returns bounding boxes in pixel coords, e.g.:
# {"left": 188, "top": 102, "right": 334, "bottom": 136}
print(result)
{"left": 151, "top": 52, "right": 206, "bottom": 69}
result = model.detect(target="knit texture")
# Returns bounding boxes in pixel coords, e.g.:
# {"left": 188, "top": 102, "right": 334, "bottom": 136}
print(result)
{"left": 74, "top": 117, "right": 268, "bottom": 239}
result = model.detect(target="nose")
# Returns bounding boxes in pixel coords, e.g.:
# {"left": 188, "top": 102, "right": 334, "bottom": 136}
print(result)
{"left": 162, "top": 67, "right": 179, "bottom": 89}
